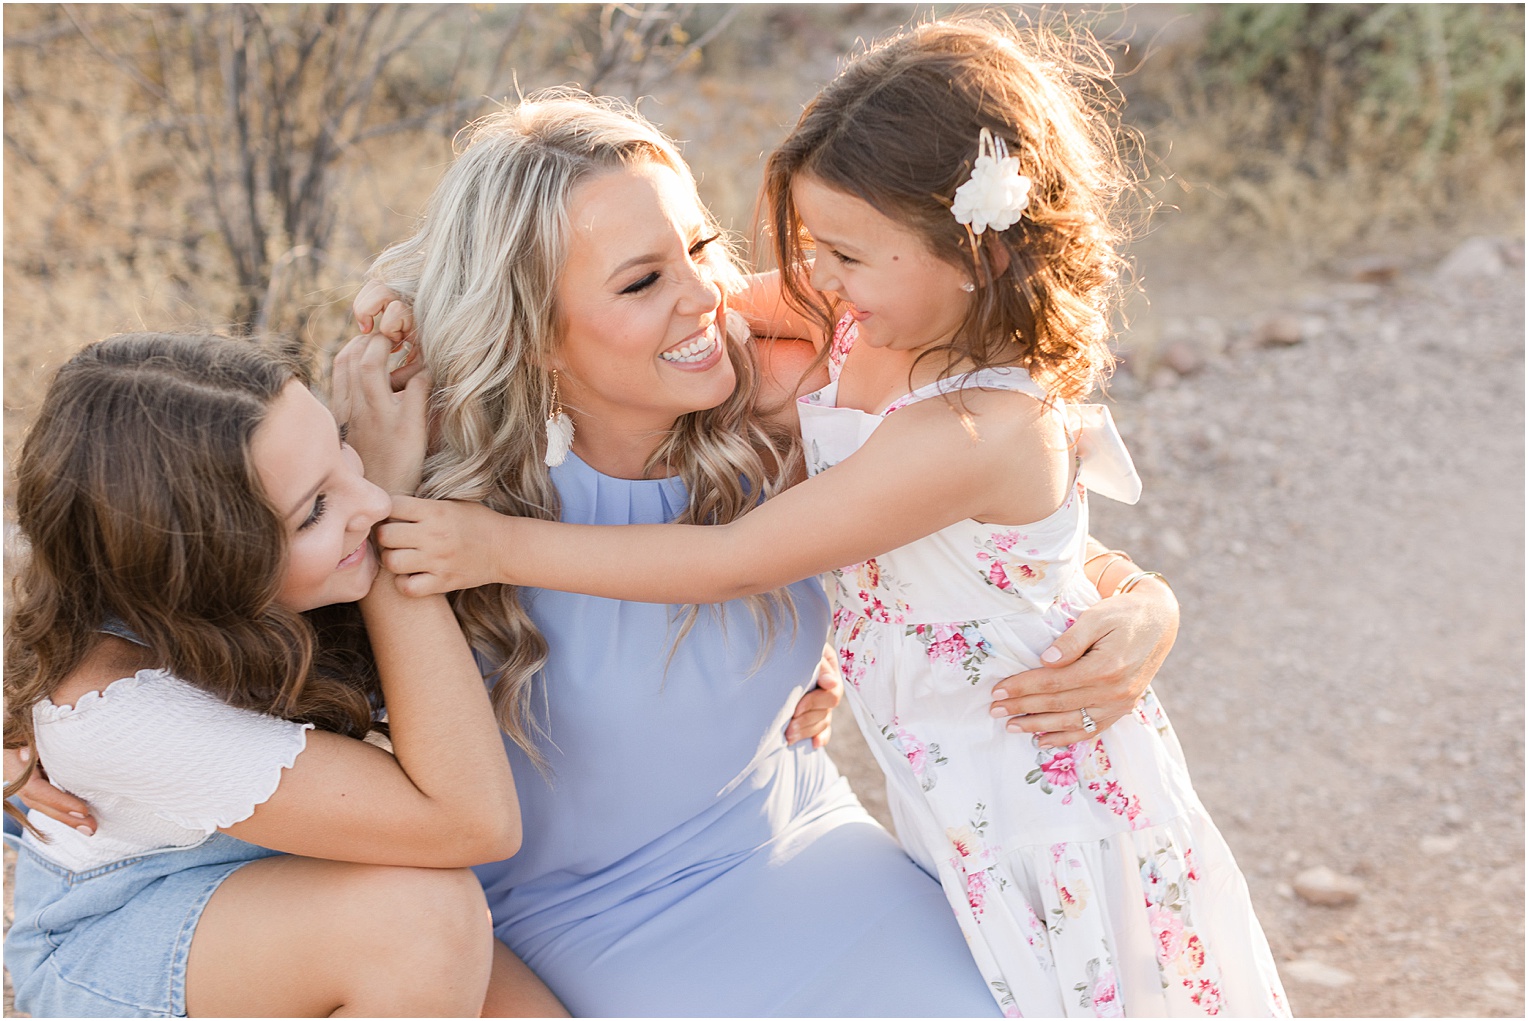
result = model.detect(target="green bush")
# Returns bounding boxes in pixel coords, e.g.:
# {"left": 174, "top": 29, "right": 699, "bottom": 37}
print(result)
{"left": 1197, "top": 3, "right": 1524, "bottom": 179}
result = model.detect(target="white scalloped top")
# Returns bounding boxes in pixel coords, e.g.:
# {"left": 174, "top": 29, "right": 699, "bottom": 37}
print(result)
{"left": 24, "top": 669, "right": 311, "bottom": 871}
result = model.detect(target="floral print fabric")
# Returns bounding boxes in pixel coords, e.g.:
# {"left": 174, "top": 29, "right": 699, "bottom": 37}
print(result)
{"left": 796, "top": 317, "right": 1289, "bottom": 1017}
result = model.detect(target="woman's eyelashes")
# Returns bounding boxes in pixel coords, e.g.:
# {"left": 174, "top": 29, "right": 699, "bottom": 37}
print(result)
{"left": 618, "top": 233, "right": 721, "bottom": 295}
{"left": 298, "top": 493, "right": 328, "bottom": 532}
{"left": 829, "top": 248, "right": 858, "bottom": 266}
{"left": 620, "top": 272, "right": 660, "bottom": 295}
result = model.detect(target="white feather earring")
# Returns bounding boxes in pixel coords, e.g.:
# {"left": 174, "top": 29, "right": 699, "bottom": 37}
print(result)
{"left": 544, "top": 370, "right": 575, "bottom": 468}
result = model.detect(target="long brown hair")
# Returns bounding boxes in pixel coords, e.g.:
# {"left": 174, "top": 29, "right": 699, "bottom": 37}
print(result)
{"left": 4, "top": 333, "right": 381, "bottom": 830}
{"left": 764, "top": 16, "right": 1132, "bottom": 401}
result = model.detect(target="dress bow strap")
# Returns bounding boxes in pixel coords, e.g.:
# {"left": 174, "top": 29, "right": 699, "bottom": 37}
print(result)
{"left": 1072, "top": 403, "right": 1142, "bottom": 505}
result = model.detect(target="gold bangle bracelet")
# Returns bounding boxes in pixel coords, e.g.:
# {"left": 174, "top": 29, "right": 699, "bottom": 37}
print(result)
{"left": 1084, "top": 548, "right": 1132, "bottom": 566}
{"left": 1112, "top": 570, "right": 1167, "bottom": 597}
{"left": 1088, "top": 554, "right": 1129, "bottom": 590}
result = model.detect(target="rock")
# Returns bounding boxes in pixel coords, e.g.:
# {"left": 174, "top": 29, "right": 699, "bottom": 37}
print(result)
{"left": 1326, "top": 282, "right": 1383, "bottom": 304}
{"left": 1420, "top": 834, "right": 1460, "bottom": 855}
{"left": 1257, "top": 313, "right": 1304, "bottom": 347}
{"left": 1441, "top": 803, "right": 1468, "bottom": 826}
{"left": 1437, "top": 236, "right": 1509, "bottom": 280}
{"left": 1157, "top": 526, "right": 1190, "bottom": 560}
{"left": 1339, "top": 254, "right": 1404, "bottom": 284}
{"left": 1293, "top": 866, "right": 1362, "bottom": 906}
{"left": 1161, "top": 339, "right": 1204, "bottom": 376}
{"left": 1284, "top": 958, "right": 1357, "bottom": 988}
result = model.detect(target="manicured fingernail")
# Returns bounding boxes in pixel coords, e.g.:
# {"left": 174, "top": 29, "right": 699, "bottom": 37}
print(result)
{"left": 68, "top": 812, "right": 87, "bottom": 820}
{"left": 991, "top": 688, "right": 1007, "bottom": 700}
{"left": 18, "top": 747, "right": 29, "bottom": 763}
{"left": 1007, "top": 720, "right": 1027, "bottom": 732}
{"left": 75, "top": 825, "right": 93, "bottom": 836}
{"left": 1041, "top": 647, "right": 1062, "bottom": 663}
{"left": 989, "top": 705, "right": 1007, "bottom": 718}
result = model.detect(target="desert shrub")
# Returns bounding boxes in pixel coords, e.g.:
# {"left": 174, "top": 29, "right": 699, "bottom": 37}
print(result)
{"left": 1131, "top": 3, "right": 1524, "bottom": 252}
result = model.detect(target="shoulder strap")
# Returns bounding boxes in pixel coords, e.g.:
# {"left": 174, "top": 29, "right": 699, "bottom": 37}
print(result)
{"left": 882, "top": 366, "right": 1049, "bottom": 415}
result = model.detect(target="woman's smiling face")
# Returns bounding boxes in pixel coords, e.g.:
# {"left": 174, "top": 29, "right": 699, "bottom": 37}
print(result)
{"left": 552, "top": 161, "right": 737, "bottom": 469}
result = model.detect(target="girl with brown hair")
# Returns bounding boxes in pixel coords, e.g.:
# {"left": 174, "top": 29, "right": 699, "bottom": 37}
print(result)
{"left": 2, "top": 332, "right": 563, "bottom": 1017}
{"left": 378, "top": 18, "right": 1285, "bottom": 1017}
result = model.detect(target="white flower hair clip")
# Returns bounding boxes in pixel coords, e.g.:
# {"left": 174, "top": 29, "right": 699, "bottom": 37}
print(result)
{"left": 951, "top": 128, "right": 1032, "bottom": 235}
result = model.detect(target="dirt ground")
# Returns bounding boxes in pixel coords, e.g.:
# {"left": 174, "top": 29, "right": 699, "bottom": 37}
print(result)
{"left": 6, "top": 234, "right": 1522, "bottom": 1018}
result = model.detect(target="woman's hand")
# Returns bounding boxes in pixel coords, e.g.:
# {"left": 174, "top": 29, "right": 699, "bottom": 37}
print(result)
{"left": 988, "top": 578, "right": 1179, "bottom": 748}
{"left": 5, "top": 746, "right": 97, "bottom": 835}
{"left": 785, "top": 646, "right": 844, "bottom": 749}
{"left": 329, "top": 333, "right": 432, "bottom": 496}
{"left": 378, "top": 495, "right": 512, "bottom": 596}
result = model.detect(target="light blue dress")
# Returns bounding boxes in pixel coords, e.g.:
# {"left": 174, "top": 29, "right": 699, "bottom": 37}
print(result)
{"left": 474, "top": 452, "right": 999, "bottom": 1018}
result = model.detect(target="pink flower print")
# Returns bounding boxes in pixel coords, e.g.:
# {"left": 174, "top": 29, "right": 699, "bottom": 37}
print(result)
{"left": 925, "top": 623, "right": 971, "bottom": 665}
{"left": 1190, "top": 978, "right": 1224, "bottom": 1015}
{"left": 1184, "top": 845, "right": 1200, "bottom": 882}
{"left": 990, "top": 530, "right": 1027, "bottom": 552}
{"left": 1150, "top": 907, "right": 1187, "bottom": 962}
{"left": 1040, "top": 748, "right": 1078, "bottom": 788}
{"left": 966, "top": 868, "right": 989, "bottom": 916}
{"left": 1091, "top": 967, "right": 1122, "bottom": 1018}
{"left": 883, "top": 718, "right": 947, "bottom": 790}
{"left": 985, "top": 558, "right": 1013, "bottom": 591}
{"left": 947, "top": 826, "right": 977, "bottom": 859}
{"left": 903, "top": 737, "right": 929, "bottom": 776}
{"left": 1050, "top": 843, "right": 1067, "bottom": 863}
{"left": 1003, "top": 1006, "right": 1021, "bottom": 1019}
{"left": 854, "top": 558, "right": 882, "bottom": 590}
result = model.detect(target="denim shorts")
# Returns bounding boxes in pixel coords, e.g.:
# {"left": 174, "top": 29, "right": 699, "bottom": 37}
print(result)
{"left": 5, "top": 829, "right": 282, "bottom": 1018}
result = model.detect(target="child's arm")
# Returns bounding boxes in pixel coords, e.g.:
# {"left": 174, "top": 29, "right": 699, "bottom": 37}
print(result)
{"left": 379, "top": 388, "right": 1062, "bottom": 602}
{"left": 220, "top": 569, "right": 522, "bottom": 867}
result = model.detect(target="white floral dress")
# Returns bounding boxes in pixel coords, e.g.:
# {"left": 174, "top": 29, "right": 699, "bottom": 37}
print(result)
{"left": 798, "top": 318, "right": 1289, "bottom": 1018}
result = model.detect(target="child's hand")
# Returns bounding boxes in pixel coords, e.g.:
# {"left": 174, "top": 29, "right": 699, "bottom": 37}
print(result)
{"left": 378, "top": 495, "right": 510, "bottom": 596}
{"left": 5, "top": 746, "right": 97, "bottom": 835}
{"left": 352, "top": 281, "right": 422, "bottom": 391}
{"left": 785, "top": 646, "right": 843, "bottom": 748}
{"left": 330, "top": 333, "right": 432, "bottom": 495}
{"left": 987, "top": 578, "right": 1179, "bottom": 748}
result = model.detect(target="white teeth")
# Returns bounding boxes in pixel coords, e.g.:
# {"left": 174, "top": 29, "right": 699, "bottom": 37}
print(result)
{"left": 659, "top": 324, "right": 719, "bottom": 364}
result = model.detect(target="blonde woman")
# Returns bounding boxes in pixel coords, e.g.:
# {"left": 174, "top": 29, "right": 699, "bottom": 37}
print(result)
{"left": 351, "top": 90, "right": 1178, "bottom": 1016}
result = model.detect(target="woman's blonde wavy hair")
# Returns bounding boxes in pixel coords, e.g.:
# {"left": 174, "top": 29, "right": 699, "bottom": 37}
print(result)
{"left": 371, "top": 90, "right": 798, "bottom": 767}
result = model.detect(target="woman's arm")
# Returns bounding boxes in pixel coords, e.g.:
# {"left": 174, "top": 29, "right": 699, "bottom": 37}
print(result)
{"left": 730, "top": 269, "right": 824, "bottom": 346}
{"left": 988, "top": 554, "right": 1178, "bottom": 748}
